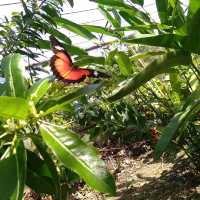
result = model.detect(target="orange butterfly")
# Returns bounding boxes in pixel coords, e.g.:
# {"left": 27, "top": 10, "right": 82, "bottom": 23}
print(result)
{"left": 49, "top": 36, "right": 110, "bottom": 83}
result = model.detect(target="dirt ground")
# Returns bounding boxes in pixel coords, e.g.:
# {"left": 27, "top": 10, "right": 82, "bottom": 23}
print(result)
{"left": 72, "top": 142, "right": 200, "bottom": 200}
{"left": 24, "top": 141, "right": 200, "bottom": 200}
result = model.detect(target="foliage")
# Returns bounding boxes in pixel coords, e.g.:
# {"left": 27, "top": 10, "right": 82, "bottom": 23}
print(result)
{"left": 0, "top": 0, "right": 200, "bottom": 199}
{"left": 0, "top": 54, "right": 115, "bottom": 199}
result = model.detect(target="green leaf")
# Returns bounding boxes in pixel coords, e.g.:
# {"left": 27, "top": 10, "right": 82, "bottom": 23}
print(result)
{"left": 40, "top": 123, "right": 116, "bottom": 194}
{"left": 1, "top": 54, "right": 27, "bottom": 98}
{"left": 40, "top": 82, "right": 104, "bottom": 115}
{"left": 0, "top": 83, "right": 6, "bottom": 96}
{"left": 36, "top": 39, "right": 51, "bottom": 49}
{"left": 27, "top": 78, "right": 51, "bottom": 104}
{"left": 54, "top": 17, "right": 96, "bottom": 40}
{"left": 83, "top": 24, "right": 119, "bottom": 37}
{"left": 98, "top": 0, "right": 150, "bottom": 23}
{"left": 42, "top": 5, "right": 60, "bottom": 18}
{"left": 33, "top": 39, "right": 87, "bottom": 56}
{"left": 116, "top": 24, "right": 172, "bottom": 32}
{"left": 130, "top": 0, "right": 144, "bottom": 6}
{"left": 122, "top": 33, "right": 186, "bottom": 50}
{"left": 99, "top": 6, "right": 121, "bottom": 28}
{"left": 32, "top": 21, "right": 72, "bottom": 45}
{"left": 122, "top": 34, "right": 200, "bottom": 54}
{"left": 181, "top": 88, "right": 200, "bottom": 110}
{"left": 11, "top": 139, "right": 27, "bottom": 200}
{"left": 108, "top": 51, "right": 191, "bottom": 101}
{"left": 187, "top": 3, "right": 200, "bottom": 55}
{"left": 74, "top": 55, "right": 105, "bottom": 66}
{"left": 31, "top": 136, "right": 61, "bottom": 200}
{"left": 168, "top": 0, "right": 185, "bottom": 28}
{"left": 114, "top": 51, "right": 133, "bottom": 76}
{"left": 0, "top": 96, "right": 30, "bottom": 119}
{"left": 188, "top": 0, "right": 200, "bottom": 17}
{"left": 155, "top": 0, "right": 169, "bottom": 24}
{"left": 169, "top": 71, "right": 183, "bottom": 107}
{"left": 66, "top": 0, "right": 74, "bottom": 7}
{"left": 119, "top": 11, "right": 152, "bottom": 34}
{"left": 38, "top": 13, "right": 57, "bottom": 27}
{"left": 0, "top": 156, "right": 17, "bottom": 200}
{"left": 155, "top": 99, "right": 200, "bottom": 159}
{"left": 106, "top": 49, "right": 117, "bottom": 65}
{"left": 26, "top": 169, "right": 55, "bottom": 194}
{"left": 26, "top": 150, "right": 51, "bottom": 177}
{"left": 130, "top": 51, "right": 166, "bottom": 62}
{"left": 112, "top": 9, "right": 122, "bottom": 27}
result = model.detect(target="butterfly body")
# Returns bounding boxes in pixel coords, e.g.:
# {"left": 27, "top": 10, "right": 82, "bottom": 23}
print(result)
{"left": 50, "top": 36, "right": 110, "bottom": 83}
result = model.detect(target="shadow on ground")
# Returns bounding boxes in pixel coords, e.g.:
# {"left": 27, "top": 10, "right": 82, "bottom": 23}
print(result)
{"left": 115, "top": 159, "right": 200, "bottom": 200}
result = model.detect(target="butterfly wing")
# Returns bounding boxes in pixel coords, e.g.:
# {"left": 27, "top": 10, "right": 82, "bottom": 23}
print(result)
{"left": 50, "top": 36, "right": 74, "bottom": 81}
{"left": 50, "top": 51, "right": 73, "bottom": 81}
{"left": 50, "top": 35, "right": 110, "bottom": 83}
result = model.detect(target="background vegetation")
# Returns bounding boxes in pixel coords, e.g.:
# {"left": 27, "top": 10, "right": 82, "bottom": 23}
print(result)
{"left": 0, "top": 0, "right": 200, "bottom": 199}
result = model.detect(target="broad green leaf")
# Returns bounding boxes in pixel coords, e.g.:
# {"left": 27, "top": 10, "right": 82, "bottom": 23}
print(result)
{"left": 130, "top": 51, "right": 166, "bottom": 62}
{"left": 169, "top": 70, "right": 184, "bottom": 94}
{"left": 168, "top": 0, "right": 185, "bottom": 28}
{"left": 36, "top": 39, "right": 50, "bottom": 49}
{"left": 27, "top": 78, "right": 51, "bottom": 104}
{"left": 48, "top": 28, "right": 72, "bottom": 45}
{"left": 116, "top": 23, "right": 172, "bottom": 32}
{"left": 188, "top": 0, "right": 200, "bottom": 17}
{"left": 26, "top": 169, "right": 55, "bottom": 194}
{"left": 119, "top": 11, "right": 152, "bottom": 34}
{"left": 156, "top": 0, "right": 185, "bottom": 27}
{"left": 54, "top": 17, "right": 96, "bottom": 40}
{"left": 83, "top": 24, "right": 119, "bottom": 37}
{"left": 112, "top": 9, "right": 122, "bottom": 27}
{"left": 0, "top": 83, "right": 6, "bottom": 95}
{"left": 130, "top": 0, "right": 144, "bottom": 6}
{"left": 31, "top": 136, "right": 61, "bottom": 200}
{"left": 114, "top": 51, "right": 133, "bottom": 76}
{"left": 122, "top": 33, "right": 186, "bottom": 50}
{"left": 38, "top": 13, "right": 57, "bottom": 27}
{"left": 0, "top": 156, "right": 17, "bottom": 200}
{"left": 26, "top": 150, "right": 51, "bottom": 177}
{"left": 1, "top": 54, "right": 27, "bottom": 98}
{"left": 155, "top": 99, "right": 200, "bottom": 159}
{"left": 64, "top": 44, "right": 88, "bottom": 56}
{"left": 11, "top": 139, "right": 27, "bottom": 200}
{"left": 122, "top": 34, "right": 200, "bottom": 54}
{"left": 0, "top": 96, "right": 30, "bottom": 119}
{"left": 20, "top": 0, "right": 30, "bottom": 15}
{"left": 33, "top": 39, "right": 87, "bottom": 56}
{"left": 40, "top": 82, "right": 104, "bottom": 115}
{"left": 74, "top": 55, "right": 105, "bottom": 66}
{"left": 187, "top": 4, "right": 200, "bottom": 55}
{"left": 106, "top": 49, "right": 117, "bottom": 65}
{"left": 181, "top": 88, "right": 200, "bottom": 110}
{"left": 169, "top": 71, "right": 183, "bottom": 107}
{"left": 40, "top": 123, "right": 116, "bottom": 194}
{"left": 98, "top": 0, "right": 150, "bottom": 23}
{"left": 0, "top": 147, "right": 10, "bottom": 160}
{"left": 108, "top": 51, "right": 191, "bottom": 101}
{"left": 42, "top": 5, "right": 60, "bottom": 18}
{"left": 31, "top": 21, "right": 72, "bottom": 45}
{"left": 99, "top": 6, "right": 121, "bottom": 28}
{"left": 155, "top": 0, "right": 169, "bottom": 24}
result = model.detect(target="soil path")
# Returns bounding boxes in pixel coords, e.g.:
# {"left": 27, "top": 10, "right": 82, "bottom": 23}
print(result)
{"left": 24, "top": 142, "right": 200, "bottom": 200}
{"left": 72, "top": 143, "right": 200, "bottom": 200}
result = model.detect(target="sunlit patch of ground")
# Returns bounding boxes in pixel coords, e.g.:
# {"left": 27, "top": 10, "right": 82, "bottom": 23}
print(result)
{"left": 72, "top": 145, "right": 200, "bottom": 200}
{"left": 24, "top": 142, "right": 200, "bottom": 200}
